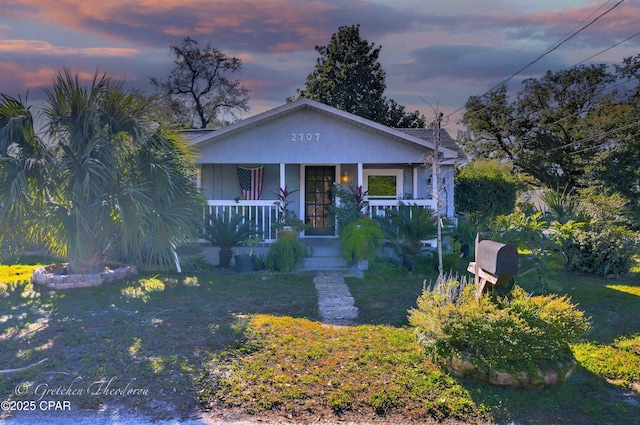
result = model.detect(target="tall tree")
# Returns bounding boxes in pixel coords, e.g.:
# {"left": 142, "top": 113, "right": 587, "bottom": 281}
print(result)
{"left": 460, "top": 64, "right": 621, "bottom": 190}
{"left": 292, "top": 24, "right": 424, "bottom": 128}
{"left": 0, "top": 69, "right": 203, "bottom": 273}
{"left": 151, "top": 37, "right": 250, "bottom": 129}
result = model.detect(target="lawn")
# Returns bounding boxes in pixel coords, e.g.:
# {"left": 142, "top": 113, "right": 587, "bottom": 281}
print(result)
{"left": 1, "top": 256, "right": 639, "bottom": 424}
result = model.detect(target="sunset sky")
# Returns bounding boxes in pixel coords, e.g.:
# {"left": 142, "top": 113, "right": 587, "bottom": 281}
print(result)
{"left": 1, "top": 0, "right": 638, "bottom": 129}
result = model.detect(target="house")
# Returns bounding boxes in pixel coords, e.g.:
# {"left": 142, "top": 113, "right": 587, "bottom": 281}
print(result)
{"left": 189, "top": 98, "right": 465, "bottom": 265}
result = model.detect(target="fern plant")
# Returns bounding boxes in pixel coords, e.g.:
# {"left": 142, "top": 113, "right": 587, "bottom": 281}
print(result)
{"left": 339, "top": 218, "right": 383, "bottom": 264}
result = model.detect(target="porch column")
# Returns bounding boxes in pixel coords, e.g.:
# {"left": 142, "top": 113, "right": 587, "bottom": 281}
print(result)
{"left": 413, "top": 167, "right": 418, "bottom": 199}
{"left": 279, "top": 163, "right": 285, "bottom": 189}
{"left": 195, "top": 164, "right": 202, "bottom": 189}
{"left": 357, "top": 162, "right": 363, "bottom": 188}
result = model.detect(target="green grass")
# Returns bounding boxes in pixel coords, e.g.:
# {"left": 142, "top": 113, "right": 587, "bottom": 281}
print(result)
{"left": 0, "top": 269, "right": 319, "bottom": 419}
{"left": 203, "top": 315, "right": 483, "bottom": 422}
{"left": 1, "top": 257, "right": 639, "bottom": 423}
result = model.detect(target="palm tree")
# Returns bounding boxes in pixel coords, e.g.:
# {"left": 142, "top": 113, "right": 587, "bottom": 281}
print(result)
{"left": 0, "top": 69, "right": 203, "bottom": 273}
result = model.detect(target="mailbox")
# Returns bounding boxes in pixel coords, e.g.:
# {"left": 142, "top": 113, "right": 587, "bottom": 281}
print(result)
{"left": 476, "top": 240, "right": 519, "bottom": 276}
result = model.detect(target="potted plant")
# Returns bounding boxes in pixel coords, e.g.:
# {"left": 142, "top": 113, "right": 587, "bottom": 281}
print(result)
{"left": 273, "top": 186, "right": 308, "bottom": 237}
{"left": 234, "top": 249, "right": 256, "bottom": 273}
{"left": 234, "top": 238, "right": 261, "bottom": 273}
{"left": 340, "top": 217, "right": 383, "bottom": 270}
{"left": 204, "top": 214, "right": 259, "bottom": 268}
{"left": 329, "top": 183, "right": 369, "bottom": 232}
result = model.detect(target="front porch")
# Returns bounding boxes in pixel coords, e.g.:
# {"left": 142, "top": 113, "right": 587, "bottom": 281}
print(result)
{"left": 204, "top": 197, "right": 438, "bottom": 243}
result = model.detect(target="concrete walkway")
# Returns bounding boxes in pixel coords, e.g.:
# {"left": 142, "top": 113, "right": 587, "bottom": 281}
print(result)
{"left": 313, "top": 271, "right": 358, "bottom": 325}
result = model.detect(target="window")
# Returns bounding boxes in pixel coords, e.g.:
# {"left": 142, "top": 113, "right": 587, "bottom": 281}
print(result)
{"left": 363, "top": 169, "right": 403, "bottom": 198}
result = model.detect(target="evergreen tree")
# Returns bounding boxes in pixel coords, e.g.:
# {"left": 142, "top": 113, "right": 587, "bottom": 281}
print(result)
{"left": 293, "top": 25, "right": 424, "bottom": 128}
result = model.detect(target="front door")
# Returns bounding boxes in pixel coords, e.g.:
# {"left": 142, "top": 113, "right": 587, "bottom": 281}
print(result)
{"left": 305, "top": 166, "right": 335, "bottom": 236}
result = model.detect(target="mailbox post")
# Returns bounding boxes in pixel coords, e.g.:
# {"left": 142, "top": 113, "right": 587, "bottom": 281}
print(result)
{"left": 467, "top": 233, "right": 518, "bottom": 299}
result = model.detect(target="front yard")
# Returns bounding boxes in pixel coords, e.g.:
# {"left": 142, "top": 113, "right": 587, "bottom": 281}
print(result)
{"left": 1, "top": 258, "right": 639, "bottom": 424}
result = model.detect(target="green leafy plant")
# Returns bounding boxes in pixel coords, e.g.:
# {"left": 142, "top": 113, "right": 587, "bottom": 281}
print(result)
{"left": 265, "top": 236, "right": 304, "bottom": 272}
{"left": 409, "top": 274, "right": 590, "bottom": 379}
{"left": 454, "top": 160, "right": 518, "bottom": 224}
{"left": 339, "top": 218, "right": 383, "bottom": 264}
{"left": 272, "top": 186, "right": 308, "bottom": 233}
{"left": 376, "top": 203, "right": 437, "bottom": 270}
{"left": 537, "top": 189, "right": 589, "bottom": 225}
{"left": 329, "top": 183, "right": 369, "bottom": 232}
{"left": 562, "top": 226, "right": 638, "bottom": 276}
{"left": 205, "top": 214, "right": 259, "bottom": 268}
{"left": 490, "top": 211, "right": 562, "bottom": 293}
{"left": 0, "top": 70, "right": 203, "bottom": 273}
{"left": 452, "top": 214, "right": 480, "bottom": 258}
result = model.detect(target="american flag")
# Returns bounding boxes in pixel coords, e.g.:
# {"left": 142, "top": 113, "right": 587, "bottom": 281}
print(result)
{"left": 237, "top": 166, "right": 264, "bottom": 200}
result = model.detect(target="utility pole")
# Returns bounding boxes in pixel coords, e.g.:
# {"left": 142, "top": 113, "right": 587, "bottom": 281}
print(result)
{"left": 432, "top": 112, "right": 444, "bottom": 278}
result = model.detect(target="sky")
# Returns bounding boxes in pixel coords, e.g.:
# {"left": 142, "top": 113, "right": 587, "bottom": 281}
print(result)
{"left": 0, "top": 0, "right": 639, "bottom": 132}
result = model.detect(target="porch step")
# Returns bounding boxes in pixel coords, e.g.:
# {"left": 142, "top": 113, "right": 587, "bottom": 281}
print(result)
{"left": 297, "top": 238, "right": 350, "bottom": 272}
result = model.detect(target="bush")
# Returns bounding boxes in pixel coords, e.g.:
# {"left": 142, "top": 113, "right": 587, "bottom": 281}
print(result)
{"left": 367, "top": 257, "right": 407, "bottom": 276}
{"left": 413, "top": 251, "right": 460, "bottom": 275}
{"left": 376, "top": 203, "right": 437, "bottom": 271}
{"left": 409, "top": 274, "right": 590, "bottom": 377}
{"left": 563, "top": 226, "right": 638, "bottom": 276}
{"left": 454, "top": 160, "right": 518, "bottom": 223}
{"left": 265, "top": 237, "right": 304, "bottom": 272}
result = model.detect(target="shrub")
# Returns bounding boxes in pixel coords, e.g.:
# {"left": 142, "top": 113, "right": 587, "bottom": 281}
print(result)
{"left": 454, "top": 160, "right": 518, "bottom": 223}
{"left": 413, "top": 251, "right": 460, "bottom": 275}
{"left": 376, "top": 203, "right": 437, "bottom": 270}
{"left": 409, "top": 274, "right": 590, "bottom": 378}
{"left": 367, "top": 257, "right": 407, "bottom": 276}
{"left": 179, "top": 254, "right": 215, "bottom": 272}
{"left": 563, "top": 226, "right": 638, "bottom": 276}
{"left": 339, "top": 218, "right": 383, "bottom": 264}
{"left": 265, "top": 237, "right": 304, "bottom": 272}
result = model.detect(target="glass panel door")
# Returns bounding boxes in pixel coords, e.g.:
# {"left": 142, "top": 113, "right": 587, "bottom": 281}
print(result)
{"left": 305, "top": 166, "right": 335, "bottom": 236}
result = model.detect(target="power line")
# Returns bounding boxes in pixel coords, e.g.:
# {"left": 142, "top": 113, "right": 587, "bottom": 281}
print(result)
{"left": 447, "top": 0, "right": 627, "bottom": 120}
{"left": 575, "top": 30, "right": 640, "bottom": 66}
{"left": 485, "top": 0, "right": 625, "bottom": 95}
{"left": 549, "top": 120, "right": 640, "bottom": 152}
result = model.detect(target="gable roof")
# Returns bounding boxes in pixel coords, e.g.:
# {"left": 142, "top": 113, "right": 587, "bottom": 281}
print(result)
{"left": 190, "top": 98, "right": 462, "bottom": 161}
{"left": 397, "top": 128, "right": 467, "bottom": 165}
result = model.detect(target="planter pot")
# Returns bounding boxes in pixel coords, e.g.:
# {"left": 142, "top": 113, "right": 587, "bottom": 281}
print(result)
{"left": 235, "top": 254, "right": 255, "bottom": 273}
{"left": 219, "top": 248, "right": 233, "bottom": 269}
{"left": 277, "top": 229, "right": 298, "bottom": 239}
{"left": 357, "top": 259, "right": 369, "bottom": 271}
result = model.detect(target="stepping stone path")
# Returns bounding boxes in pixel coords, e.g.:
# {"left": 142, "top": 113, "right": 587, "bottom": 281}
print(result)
{"left": 313, "top": 271, "right": 359, "bottom": 325}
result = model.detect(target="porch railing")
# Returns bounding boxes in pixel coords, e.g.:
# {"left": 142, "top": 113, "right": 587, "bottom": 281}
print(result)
{"left": 204, "top": 198, "right": 439, "bottom": 243}
{"left": 205, "top": 200, "right": 280, "bottom": 242}
{"left": 367, "top": 199, "right": 438, "bottom": 218}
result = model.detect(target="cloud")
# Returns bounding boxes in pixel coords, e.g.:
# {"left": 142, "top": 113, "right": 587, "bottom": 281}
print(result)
{"left": 0, "top": 39, "right": 138, "bottom": 57}
{"left": 2, "top": 0, "right": 639, "bottom": 119}
{"left": 6, "top": 0, "right": 416, "bottom": 53}
{"left": 399, "top": 44, "right": 569, "bottom": 84}
{"left": 0, "top": 62, "right": 58, "bottom": 93}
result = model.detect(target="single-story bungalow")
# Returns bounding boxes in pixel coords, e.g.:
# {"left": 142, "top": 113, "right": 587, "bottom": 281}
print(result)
{"left": 188, "top": 98, "right": 465, "bottom": 247}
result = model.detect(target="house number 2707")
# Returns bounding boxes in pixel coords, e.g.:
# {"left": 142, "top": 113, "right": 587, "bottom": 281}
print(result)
{"left": 291, "top": 132, "right": 320, "bottom": 142}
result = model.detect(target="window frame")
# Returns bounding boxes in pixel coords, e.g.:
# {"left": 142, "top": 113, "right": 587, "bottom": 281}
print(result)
{"left": 362, "top": 168, "right": 403, "bottom": 199}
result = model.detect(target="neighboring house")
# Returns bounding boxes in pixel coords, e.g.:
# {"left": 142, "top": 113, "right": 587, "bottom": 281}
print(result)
{"left": 189, "top": 98, "right": 465, "bottom": 243}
